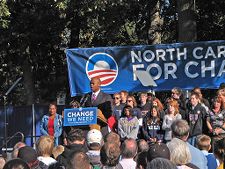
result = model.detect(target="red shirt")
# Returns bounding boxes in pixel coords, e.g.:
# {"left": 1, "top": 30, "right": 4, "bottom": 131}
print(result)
{"left": 48, "top": 118, "right": 54, "bottom": 136}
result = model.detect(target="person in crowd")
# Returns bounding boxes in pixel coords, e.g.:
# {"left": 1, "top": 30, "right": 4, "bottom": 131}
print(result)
{"left": 104, "top": 132, "right": 121, "bottom": 146}
{"left": 142, "top": 106, "right": 164, "bottom": 143}
{"left": 126, "top": 94, "right": 143, "bottom": 138}
{"left": 171, "top": 119, "right": 208, "bottom": 169}
{"left": 137, "top": 139, "right": 149, "bottom": 153}
{"left": 147, "top": 142, "right": 170, "bottom": 162}
{"left": 191, "top": 87, "right": 210, "bottom": 110}
{"left": 100, "top": 142, "right": 121, "bottom": 169}
{"left": 112, "top": 93, "right": 124, "bottom": 121}
{"left": 152, "top": 97, "right": 165, "bottom": 120}
{"left": 86, "top": 129, "right": 103, "bottom": 168}
{"left": 67, "top": 151, "right": 93, "bottom": 169}
{"left": 171, "top": 87, "right": 187, "bottom": 111}
{"left": 147, "top": 91, "right": 155, "bottom": 103}
{"left": 3, "top": 158, "right": 29, "bottom": 169}
{"left": 0, "top": 155, "right": 6, "bottom": 169}
{"left": 138, "top": 92, "right": 152, "bottom": 117}
{"left": 56, "top": 129, "right": 87, "bottom": 167}
{"left": 120, "top": 90, "right": 129, "bottom": 107}
{"left": 167, "top": 138, "right": 199, "bottom": 169}
{"left": 82, "top": 77, "right": 112, "bottom": 135}
{"left": 117, "top": 138, "right": 137, "bottom": 169}
{"left": 17, "top": 146, "right": 48, "bottom": 169}
{"left": 136, "top": 151, "right": 148, "bottom": 169}
{"left": 217, "top": 88, "right": 225, "bottom": 110}
{"left": 206, "top": 96, "right": 225, "bottom": 147}
{"left": 36, "top": 136, "right": 57, "bottom": 166}
{"left": 165, "top": 97, "right": 187, "bottom": 119}
{"left": 196, "top": 134, "right": 218, "bottom": 169}
{"left": 186, "top": 92, "right": 207, "bottom": 146}
{"left": 11, "top": 141, "right": 26, "bottom": 159}
{"left": 146, "top": 158, "right": 177, "bottom": 169}
{"left": 62, "top": 100, "right": 81, "bottom": 143}
{"left": 213, "top": 138, "right": 225, "bottom": 169}
{"left": 82, "top": 77, "right": 112, "bottom": 117}
{"left": 52, "top": 145, "right": 64, "bottom": 159}
{"left": 162, "top": 99, "right": 182, "bottom": 142}
{"left": 48, "top": 162, "right": 65, "bottom": 169}
{"left": 118, "top": 105, "right": 139, "bottom": 140}
{"left": 126, "top": 95, "right": 142, "bottom": 119}
{"left": 40, "top": 103, "right": 63, "bottom": 146}
{"left": 69, "top": 100, "right": 80, "bottom": 108}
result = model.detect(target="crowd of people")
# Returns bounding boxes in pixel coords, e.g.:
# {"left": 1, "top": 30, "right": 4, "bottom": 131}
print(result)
{"left": 0, "top": 77, "right": 225, "bottom": 169}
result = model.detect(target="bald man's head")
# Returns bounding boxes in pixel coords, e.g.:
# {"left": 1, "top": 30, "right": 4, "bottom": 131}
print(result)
{"left": 121, "top": 138, "right": 137, "bottom": 159}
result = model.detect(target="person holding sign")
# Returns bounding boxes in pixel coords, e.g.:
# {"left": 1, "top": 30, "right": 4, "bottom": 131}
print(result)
{"left": 40, "top": 103, "right": 63, "bottom": 146}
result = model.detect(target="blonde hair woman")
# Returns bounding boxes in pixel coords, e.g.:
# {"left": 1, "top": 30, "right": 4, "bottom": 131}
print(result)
{"left": 36, "top": 135, "right": 57, "bottom": 166}
{"left": 167, "top": 138, "right": 198, "bottom": 169}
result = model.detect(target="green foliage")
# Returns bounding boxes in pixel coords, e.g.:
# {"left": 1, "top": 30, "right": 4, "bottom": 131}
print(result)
{"left": 0, "top": 0, "right": 224, "bottom": 105}
{"left": 0, "top": 0, "right": 10, "bottom": 28}
{"left": 196, "top": 0, "right": 225, "bottom": 41}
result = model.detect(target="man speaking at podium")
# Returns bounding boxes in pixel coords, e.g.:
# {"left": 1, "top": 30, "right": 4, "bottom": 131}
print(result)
{"left": 80, "top": 77, "right": 113, "bottom": 135}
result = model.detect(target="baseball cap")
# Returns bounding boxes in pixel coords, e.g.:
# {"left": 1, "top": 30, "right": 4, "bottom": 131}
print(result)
{"left": 87, "top": 129, "right": 103, "bottom": 145}
{"left": 147, "top": 143, "right": 170, "bottom": 162}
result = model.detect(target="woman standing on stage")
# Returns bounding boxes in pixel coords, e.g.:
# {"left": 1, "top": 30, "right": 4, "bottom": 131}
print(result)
{"left": 142, "top": 106, "right": 164, "bottom": 143}
{"left": 40, "top": 103, "right": 63, "bottom": 146}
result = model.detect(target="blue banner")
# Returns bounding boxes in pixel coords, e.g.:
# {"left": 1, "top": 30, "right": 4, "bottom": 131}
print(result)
{"left": 66, "top": 40, "right": 225, "bottom": 96}
{"left": 63, "top": 107, "right": 97, "bottom": 126}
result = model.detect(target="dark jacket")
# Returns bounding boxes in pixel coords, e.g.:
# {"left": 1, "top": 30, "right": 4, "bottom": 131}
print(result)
{"left": 142, "top": 116, "right": 164, "bottom": 141}
{"left": 56, "top": 144, "right": 88, "bottom": 167}
{"left": 30, "top": 160, "right": 48, "bottom": 169}
{"left": 187, "top": 103, "right": 207, "bottom": 137}
{"left": 83, "top": 91, "right": 112, "bottom": 119}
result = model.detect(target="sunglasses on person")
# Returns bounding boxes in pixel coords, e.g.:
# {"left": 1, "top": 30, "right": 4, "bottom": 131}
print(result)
{"left": 127, "top": 100, "right": 133, "bottom": 102}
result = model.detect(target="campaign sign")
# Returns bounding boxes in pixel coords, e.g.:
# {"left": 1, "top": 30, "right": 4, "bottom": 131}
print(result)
{"left": 66, "top": 40, "right": 225, "bottom": 96}
{"left": 63, "top": 107, "right": 97, "bottom": 126}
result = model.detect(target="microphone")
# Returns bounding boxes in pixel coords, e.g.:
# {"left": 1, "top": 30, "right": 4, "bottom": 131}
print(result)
{"left": 80, "top": 95, "right": 85, "bottom": 105}
{"left": 81, "top": 94, "right": 90, "bottom": 107}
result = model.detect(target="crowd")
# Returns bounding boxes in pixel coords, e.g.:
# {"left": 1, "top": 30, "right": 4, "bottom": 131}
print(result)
{"left": 0, "top": 77, "right": 225, "bottom": 169}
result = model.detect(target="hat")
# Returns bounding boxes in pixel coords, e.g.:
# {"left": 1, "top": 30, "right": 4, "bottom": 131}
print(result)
{"left": 147, "top": 143, "right": 170, "bottom": 162}
{"left": 147, "top": 91, "right": 155, "bottom": 97}
{"left": 87, "top": 129, "right": 103, "bottom": 145}
{"left": 18, "top": 146, "right": 37, "bottom": 163}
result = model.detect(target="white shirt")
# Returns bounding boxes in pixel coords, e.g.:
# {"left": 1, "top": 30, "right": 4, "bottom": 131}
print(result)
{"left": 37, "top": 156, "right": 57, "bottom": 166}
{"left": 92, "top": 90, "right": 100, "bottom": 98}
{"left": 119, "top": 158, "right": 136, "bottom": 169}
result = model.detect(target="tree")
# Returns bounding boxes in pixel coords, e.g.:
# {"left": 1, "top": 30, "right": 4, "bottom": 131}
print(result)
{"left": 0, "top": 0, "right": 67, "bottom": 105}
{"left": 148, "top": 0, "right": 163, "bottom": 44}
{"left": 0, "top": 0, "right": 10, "bottom": 28}
{"left": 0, "top": 0, "right": 224, "bottom": 105}
{"left": 177, "top": 0, "right": 197, "bottom": 42}
{"left": 196, "top": 0, "right": 225, "bottom": 41}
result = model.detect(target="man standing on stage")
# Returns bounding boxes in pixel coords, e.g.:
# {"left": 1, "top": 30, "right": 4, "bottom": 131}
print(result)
{"left": 81, "top": 77, "right": 112, "bottom": 134}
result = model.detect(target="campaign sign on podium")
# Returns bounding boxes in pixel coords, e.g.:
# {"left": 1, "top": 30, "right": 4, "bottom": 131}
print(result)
{"left": 63, "top": 107, "right": 97, "bottom": 126}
